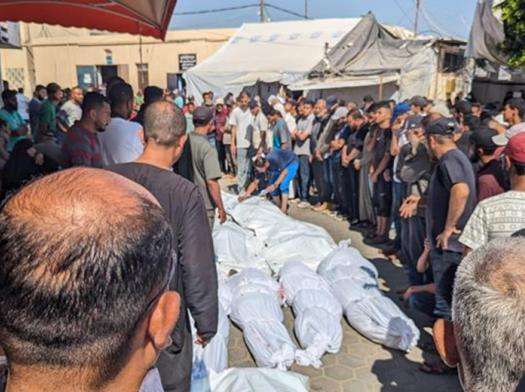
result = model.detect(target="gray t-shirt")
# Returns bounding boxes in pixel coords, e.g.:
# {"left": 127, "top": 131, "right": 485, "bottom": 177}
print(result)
{"left": 189, "top": 132, "right": 223, "bottom": 211}
{"left": 60, "top": 100, "right": 82, "bottom": 127}
{"left": 294, "top": 113, "right": 315, "bottom": 156}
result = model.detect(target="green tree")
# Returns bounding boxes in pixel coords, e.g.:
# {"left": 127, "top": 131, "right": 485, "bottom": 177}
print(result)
{"left": 498, "top": 0, "right": 525, "bottom": 68}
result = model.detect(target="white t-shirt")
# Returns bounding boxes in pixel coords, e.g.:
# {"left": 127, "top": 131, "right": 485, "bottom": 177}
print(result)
{"left": 229, "top": 106, "right": 253, "bottom": 149}
{"left": 98, "top": 117, "right": 144, "bottom": 166}
{"left": 16, "top": 93, "right": 29, "bottom": 121}
{"left": 459, "top": 191, "right": 525, "bottom": 250}
{"left": 251, "top": 111, "right": 270, "bottom": 149}
{"left": 61, "top": 100, "right": 83, "bottom": 127}
{"left": 284, "top": 112, "right": 296, "bottom": 135}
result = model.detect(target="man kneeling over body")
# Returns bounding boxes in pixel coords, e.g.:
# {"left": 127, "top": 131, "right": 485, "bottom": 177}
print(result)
{"left": 0, "top": 168, "right": 180, "bottom": 392}
{"left": 239, "top": 149, "right": 299, "bottom": 213}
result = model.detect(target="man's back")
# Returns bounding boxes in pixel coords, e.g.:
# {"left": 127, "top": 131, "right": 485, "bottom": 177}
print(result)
{"left": 99, "top": 117, "right": 143, "bottom": 165}
{"left": 460, "top": 190, "right": 525, "bottom": 250}
{"left": 62, "top": 123, "right": 102, "bottom": 168}
{"left": 108, "top": 161, "right": 218, "bottom": 391}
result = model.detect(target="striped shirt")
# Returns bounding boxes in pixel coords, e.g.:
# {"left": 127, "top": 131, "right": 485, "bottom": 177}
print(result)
{"left": 62, "top": 123, "right": 103, "bottom": 168}
{"left": 459, "top": 191, "right": 525, "bottom": 250}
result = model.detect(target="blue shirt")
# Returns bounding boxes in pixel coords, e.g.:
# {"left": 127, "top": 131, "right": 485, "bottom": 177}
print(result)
{"left": 266, "top": 149, "right": 298, "bottom": 172}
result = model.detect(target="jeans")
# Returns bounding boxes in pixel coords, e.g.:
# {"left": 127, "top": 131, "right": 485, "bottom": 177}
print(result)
{"left": 430, "top": 249, "right": 462, "bottom": 320}
{"left": 297, "top": 155, "right": 311, "bottom": 201}
{"left": 391, "top": 181, "right": 405, "bottom": 250}
{"left": 408, "top": 291, "right": 436, "bottom": 318}
{"left": 236, "top": 147, "right": 252, "bottom": 191}
{"left": 323, "top": 157, "right": 334, "bottom": 202}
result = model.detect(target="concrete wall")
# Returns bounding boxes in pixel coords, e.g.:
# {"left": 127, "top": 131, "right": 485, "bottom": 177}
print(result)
{"left": 0, "top": 23, "right": 234, "bottom": 93}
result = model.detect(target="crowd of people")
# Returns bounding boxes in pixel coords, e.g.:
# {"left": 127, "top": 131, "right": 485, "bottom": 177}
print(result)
{"left": 0, "top": 76, "right": 524, "bottom": 391}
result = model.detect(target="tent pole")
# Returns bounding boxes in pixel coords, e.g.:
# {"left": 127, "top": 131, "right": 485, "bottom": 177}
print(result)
{"left": 378, "top": 75, "right": 384, "bottom": 100}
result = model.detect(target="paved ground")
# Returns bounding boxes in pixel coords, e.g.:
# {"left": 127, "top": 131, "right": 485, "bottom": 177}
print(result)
{"left": 226, "top": 201, "right": 461, "bottom": 391}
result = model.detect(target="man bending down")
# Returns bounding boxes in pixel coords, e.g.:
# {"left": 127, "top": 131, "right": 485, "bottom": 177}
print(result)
{"left": 239, "top": 149, "right": 299, "bottom": 213}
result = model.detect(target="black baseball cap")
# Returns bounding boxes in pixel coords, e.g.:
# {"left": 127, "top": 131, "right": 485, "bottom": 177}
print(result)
{"left": 410, "top": 96, "right": 428, "bottom": 108}
{"left": 405, "top": 115, "right": 423, "bottom": 130}
{"left": 470, "top": 127, "right": 499, "bottom": 150}
{"left": 425, "top": 117, "right": 459, "bottom": 136}
{"left": 193, "top": 106, "right": 214, "bottom": 124}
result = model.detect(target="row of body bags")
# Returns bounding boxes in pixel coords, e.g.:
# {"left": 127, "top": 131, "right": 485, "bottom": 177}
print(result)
{"left": 216, "top": 193, "right": 336, "bottom": 273}
{"left": 193, "top": 243, "right": 420, "bottom": 379}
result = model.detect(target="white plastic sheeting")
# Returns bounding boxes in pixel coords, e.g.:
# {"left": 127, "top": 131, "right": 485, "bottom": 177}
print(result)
{"left": 209, "top": 368, "right": 309, "bottom": 392}
{"left": 317, "top": 242, "right": 420, "bottom": 351}
{"left": 219, "top": 194, "right": 336, "bottom": 273}
{"left": 224, "top": 268, "right": 300, "bottom": 370}
{"left": 279, "top": 261, "right": 343, "bottom": 368}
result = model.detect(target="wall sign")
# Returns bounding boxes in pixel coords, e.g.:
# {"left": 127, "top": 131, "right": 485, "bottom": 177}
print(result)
{"left": 179, "top": 53, "right": 197, "bottom": 71}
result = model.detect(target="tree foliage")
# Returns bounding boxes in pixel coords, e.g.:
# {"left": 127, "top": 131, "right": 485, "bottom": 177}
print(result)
{"left": 498, "top": 0, "right": 525, "bottom": 68}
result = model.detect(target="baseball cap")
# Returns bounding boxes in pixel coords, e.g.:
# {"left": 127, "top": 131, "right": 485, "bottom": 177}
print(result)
{"left": 215, "top": 98, "right": 224, "bottom": 105}
{"left": 492, "top": 123, "right": 525, "bottom": 146}
{"left": 410, "top": 96, "right": 428, "bottom": 108}
{"left": 405, "top": 115, "right": 423, "bottom": 130}
{"left": 506, "top": 132, "right": 525, "bottom": 165}
{"left": 331, "top": 106, "right": 349, "bottom": 121}
{"left": 425, "top": 117, "right": 459, "bottom": 136}
{"left": 326, "top": 95, "right": 338, "bottom": 108}
{"left": 392, "top": 102, "right": 410, "bottom": 122}
{"left": 363, "top": 95, "right": 374, "bottom": 103}
{"left": 193, "top": 106, "right": 214, "bottom": 124}
{"left": 470, "top": 127, "right": 498, "bottom": 150}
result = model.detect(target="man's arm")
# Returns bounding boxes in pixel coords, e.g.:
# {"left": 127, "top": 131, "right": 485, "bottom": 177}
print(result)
{"left": 371, "top": 152, "right": 391, "bottom": 182}
{"left": 230, "top": 124, "right": 237, "bottom": 158}
{"left": 436, "top": 182, "right": 470, "bottom": 249}
{"left": 206, "top": 179, "right": 226, "bottom": 223}
{"left": 181, "top": 188, "right": 218, "bottom": 342}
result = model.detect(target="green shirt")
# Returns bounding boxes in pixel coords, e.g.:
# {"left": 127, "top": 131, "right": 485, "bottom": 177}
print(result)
{"left": 39, "top": 99, "right": 57, "bottom": 134}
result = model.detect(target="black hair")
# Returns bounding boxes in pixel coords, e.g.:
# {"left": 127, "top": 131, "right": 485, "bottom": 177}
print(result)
{"left": 144, "top": 86, "right": 164, "bottom": 105}
{"left": 268, "top": 108, "right": 282, "bottom": 118}
{"left": 35, "top": 84, "right": 45, "bottom": 93}
{"left": 302, "top": 99, "right": 314, "bottom": 107}
{"left": 108, "top": 82, "right": 133, "bottom": 108}
{"left": 506, "top": 98, "right": 525, "bottom": 119}
{"left": 1, "top": 89, "right": 16, "bottom": 103}
{"left": 0, "top": 174, "right": 173, "bottom": 384}
{"left": 514, "top": 162, "right": 525, "bottom": 176}
{"left": 46, "top": 82, "right": 61, "bottom": 97}
{"left": 81, "top": 92, "right": 109, "bottom": 114}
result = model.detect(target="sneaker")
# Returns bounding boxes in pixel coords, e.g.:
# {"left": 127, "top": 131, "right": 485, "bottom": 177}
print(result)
{"left": 298, "top": 201, "right": 310, "bottom": 209}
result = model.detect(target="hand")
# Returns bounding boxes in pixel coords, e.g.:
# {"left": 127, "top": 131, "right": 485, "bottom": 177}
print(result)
{"left": 436, "top": 227, "right": 461, "bottom": 250}
{"left": 315, "top": 150, "right": 323, "bottom": 161}
{"left": 238, "top": 194, "right": 249, "bottom": 203}
{"left": 265, "top": 184, "right": 276, "bottom": 194}
{"left": 399, "top": 195, "right": 420, "bottom": 219}
{"left": 370, "top": 172, "right": 379, "bottom": 183}
{"left": 34, "top": 153, "right": 44, "bottom": 166}
{"left": 403, "top": 286, "right": 419, "bottom": 301}
{"left": 383, "top": 169, "right": 391, "bottom": 182}
{"left": 354, "top": 159, "right": 361, "bottom": 170}
{"left": 195, "top": 333, "right": 207, "bottom": 347}
{"left": 416, "top": 248, "right": 430, "bottom": 273}
{"left": 218, "top": 208, "right": 227, "bottom": 224}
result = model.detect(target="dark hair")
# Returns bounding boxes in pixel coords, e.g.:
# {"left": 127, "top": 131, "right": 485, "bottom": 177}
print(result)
{"left": 81, "top": 92, "right": 109, "bottom": 115}
{"left": 108, "top": 82, "right": 133, "bottom": 108}
{"left": 302, "top": 99, "right": 314, "bottom": 107}
{"left": 0, "top": 170, "right": 173, "bottom": 384}
{"left": 349, "top": 110, "right": 365, "bottom": 120}
{"left": 17, "top": 87, "right": 23, "bottom": 94}
{"left": 1, "top": 89, "right": 16, "bottom": 103}
{"left": 506, "top": 98, "right": 525, "bottom": 119}
{"left": 268, "top": 108, "right": 282, "bottom": 118}
{"left": 514, "top": 162, "right": 525, "bottom": 176}
{"left": 35, "top": 84, "right": 45, "bottom": 93}
{"left": 463, "top": 114, "right": 480, "bottom": 130}
{"left": 511, "top": 228, "right": 525, "bottom": 237}
{"left": 144, "top": 86, "right": 164, "bottom": 105}
{"left": 253, "top": 155, "right": 267, "bottom": 168}
{"left": 106, "top": 76, "right": 126, "bottom": 93}
{"left": 46, "top": 82, "right": 61, "bottom": 97}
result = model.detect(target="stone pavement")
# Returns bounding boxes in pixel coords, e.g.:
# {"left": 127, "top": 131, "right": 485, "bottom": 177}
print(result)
{"left": 226, "top": 201, "right": 461, "bottom": 392}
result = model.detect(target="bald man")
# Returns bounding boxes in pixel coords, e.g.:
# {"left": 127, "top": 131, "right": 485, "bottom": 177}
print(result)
{"left": 108, "top": 100, "right": 217, "bottom": 392}
{"left": 0, "top": 168, "right": 179, "bottom": 392}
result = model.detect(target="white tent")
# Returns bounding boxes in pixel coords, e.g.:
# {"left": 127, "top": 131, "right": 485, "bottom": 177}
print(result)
{"left": 183, "top": 18, "right": 361, "bottom": 103}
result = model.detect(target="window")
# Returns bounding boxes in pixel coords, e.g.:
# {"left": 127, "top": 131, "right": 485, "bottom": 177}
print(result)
{"left": 137, "top": 63, "right": 149, "bottom": 92}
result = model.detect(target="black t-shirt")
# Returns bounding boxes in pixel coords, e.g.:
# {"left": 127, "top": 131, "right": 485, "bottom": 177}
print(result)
{"left": 372, "top": 126, "right": 392, "bottom": 170}
{"left": 346, "top": 123, "right": 369, "bottom": 152}
{"left": 107, "top": 162, "right": 218, "bottom": 343}
{"left": 427, "top": 149, "right": 476, "bottom": 252}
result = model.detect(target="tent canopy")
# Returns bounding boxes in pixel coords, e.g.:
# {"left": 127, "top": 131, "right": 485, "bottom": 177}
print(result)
{"left": 183, "top": 18, "right": 361, "bottom": 101}
{"left": 0, "top": 0, "right": 177, "bottom": 39}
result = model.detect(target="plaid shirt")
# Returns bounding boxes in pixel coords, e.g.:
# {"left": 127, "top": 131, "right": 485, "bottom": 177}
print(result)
{"left": 62, "top": 123, "right": 103, "bottom": 168}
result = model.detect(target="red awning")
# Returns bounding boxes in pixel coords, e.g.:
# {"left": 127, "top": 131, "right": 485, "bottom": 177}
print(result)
{"left": 0, "top": 0, "right": 178, "bottom": 39}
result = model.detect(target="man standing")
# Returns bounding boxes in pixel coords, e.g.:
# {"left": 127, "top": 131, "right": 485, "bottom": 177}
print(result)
{"left": 213, "top": 97, "right": 229, "bottom": 173}
{"left": 38, "top": 83, "right": 63, "bottom": 143}
{"left": 109, "top": 101, "right": 218, "bottom": 392}
{"left": 268, "top": 109, "right": 291, "bottom": 151}
{"left": 0, "top": 89, "right": 29, "bottom": 151}
{"left": 230, "top": 91, "right": 253, "bottom": 193}
{"left": 250, "top": 100, "right": 270, "bottom": 152}
{"left": 189, "top": 106, "right": 227, "bottom": 227}
{"left": 61, "top": 92, "right": 111, "bottom": 168}
{"left": 460, "top": 132, "right": 525, "bottom": 251}
{"left": 28, "top": 85, "right": 46, "bottom": 140}
{"left": 292, "top": 99, "right": 315, "bottom": 208}
{"left": 425, "top": 117, "right": 476, "bottom": 319}
{"left": 98, "top": 82, "right": 144, "bottom": 165}
{"left": 492, "top": 97, "right": 525, "bottom": 146}
{"left": 59, "top": 86, "right": 84, "bottom": 128}
{"left": 15, "top": 87, "right": 29, "bottom": 123}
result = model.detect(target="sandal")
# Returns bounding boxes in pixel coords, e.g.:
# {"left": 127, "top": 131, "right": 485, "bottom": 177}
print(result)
{"left": 419, "top": 361, "right": 457, "bottom": 375}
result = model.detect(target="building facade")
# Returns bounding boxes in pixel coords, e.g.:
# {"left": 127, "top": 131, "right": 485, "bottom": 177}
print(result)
{"left": 0, "top": 23, "right": 234, "bottom": 95}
